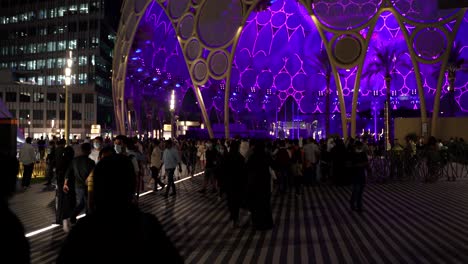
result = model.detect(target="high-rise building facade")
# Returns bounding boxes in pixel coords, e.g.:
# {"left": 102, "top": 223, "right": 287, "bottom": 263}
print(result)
{"left": 0, "top": 0, "right": 121, "bottom": 139}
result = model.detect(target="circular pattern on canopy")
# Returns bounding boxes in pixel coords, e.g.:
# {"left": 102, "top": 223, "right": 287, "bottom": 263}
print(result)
{"left": 333, "top": 35, "right": 362, "bottom": 65}
{"left": 192, "top": 59, "right": 208, "bottom": 83}
{"left": 460, "top": 91, "right": 468, "bottom": 112}
{"left": 186, "top": 38, "right": 201, "bottom": 61}
{"left": 179, "top": 14, "right": 195, "bottom": 40}
{"left": 169, "top": 0, "right": 190, "bottom": 19}
{"left": 197, "top": 0, "right": 243, "bottom": 48}
{"left": 392, "top": 0, "right": 458, "bottom": 23}
{"left": 413, "top": 28, "right": 447, "bottom": 61}
{"left": 312, "top": 0, "right": 380, "bottom": 30}
{"left": 208, "top": 50, "right": 229, "bottom": 77}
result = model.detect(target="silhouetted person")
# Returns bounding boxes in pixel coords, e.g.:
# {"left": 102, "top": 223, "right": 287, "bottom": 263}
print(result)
{"left": 246, "top": 140, "right": 273, "bottom": 230}
{"left": 0, "top": 154, "right": 30, "bottom": 263}
{"left": 18, "top": 137, "right": 36, "bottom": 190}
{"left": 57, "top": 154, "right": 183, "bottom": 263}
{"left": 54, "top": 140, "right": 75, "bottom": 225}
{"left": 63, "top": 143, "right": 95, "bottom": 223}
{"left": 225, "top": 141, "right": 247, "bottom": 227}
{"left": 350, "top": 141, "right": 369, "bottom": 213}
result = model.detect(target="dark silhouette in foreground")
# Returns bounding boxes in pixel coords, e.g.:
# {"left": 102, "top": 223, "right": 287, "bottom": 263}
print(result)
{"left": 57, "top": 154, "right": 183, "bottom": 263}
{"left": 0, "top": 154, "right": 30, "bottom": 263}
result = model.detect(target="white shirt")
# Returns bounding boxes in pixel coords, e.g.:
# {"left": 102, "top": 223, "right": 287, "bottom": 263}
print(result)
{"left": 150, "top": 146, "right": 162, "bottom": 168}
{"left": 19, "top": 143, "right": 36, "bottom": 165}
{"left": 303, "top": 143, "right": 320, "bottom": 164}
{"left": 89, "top": 149, "right": 100, "bottom": 164}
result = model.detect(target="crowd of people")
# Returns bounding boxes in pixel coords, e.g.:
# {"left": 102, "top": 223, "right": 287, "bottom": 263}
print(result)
{"left": 7, "top": 133, "right": 466, "bottom": 262}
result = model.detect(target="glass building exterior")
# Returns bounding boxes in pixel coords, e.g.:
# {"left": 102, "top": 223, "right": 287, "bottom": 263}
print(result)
{"left": 0, "top": 0, "right": 121, "bottom": 138}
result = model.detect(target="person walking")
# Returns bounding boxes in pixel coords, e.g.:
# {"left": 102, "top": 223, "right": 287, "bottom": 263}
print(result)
{"left": 63, "top": 143, "right": 95, "bottom": 224}
{"left": 18, "top": 137, "right": 36, "bottom": 190}
{"left": 225, "top": 141, "right": 247, "bottom": 227}
{"left": 162, "top": 140, "right": 181, "bottom": 198}
{"left": 246, "top": 140, "right": 273, "bottom": 230}
{"left": 57, "top": 154, "right": 183, "bottom": 263}
{"left": 350, "top": 141, "right": 369, "bottom": 213}
{"left": 44, "top": 141, "right": 56, "bottom": 187}
{"left": 54, "top": 140, "right": 75, "bottom": 226}
{"left": 150, "top": 139, "right": 165, "bottom": 191}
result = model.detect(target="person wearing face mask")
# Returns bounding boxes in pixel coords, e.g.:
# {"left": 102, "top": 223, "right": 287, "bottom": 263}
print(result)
{"left": 89, "top": 136, "right": 103, "bottom": 164}
{"left": 349, "top": 141, "right": 369, "bottom": 213}
{"left": 113, "top": 135, "right": 126, "bottom": 154}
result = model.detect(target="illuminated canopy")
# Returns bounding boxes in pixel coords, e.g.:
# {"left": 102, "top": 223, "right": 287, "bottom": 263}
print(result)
{"left": 113, "top": 0, "right": 468, "bottom": 138}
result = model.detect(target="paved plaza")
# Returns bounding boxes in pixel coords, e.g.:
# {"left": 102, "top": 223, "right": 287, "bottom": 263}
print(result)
{"left": 10, "top": 176, "right": 468, "bottom": 264}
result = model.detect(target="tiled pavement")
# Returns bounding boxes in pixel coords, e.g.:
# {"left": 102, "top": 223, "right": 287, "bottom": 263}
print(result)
{"left": 10, "top": 176, "right": 468, "bottom": 264}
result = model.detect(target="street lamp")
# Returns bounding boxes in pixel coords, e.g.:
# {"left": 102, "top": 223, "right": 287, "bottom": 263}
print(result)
{"left": 27, "top": 114, "right": 31, "bottom": 137}
{"left": 169, "top": 90, "right": 175, "bottom": 138}
{"left": 64, "top": 50, "right": 73, "bottom": 145}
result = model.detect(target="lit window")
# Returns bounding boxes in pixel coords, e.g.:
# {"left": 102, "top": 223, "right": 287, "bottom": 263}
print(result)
{"left": 37, "top": 60, "right": 46, "bottom": 69}
{"left": 78, "top": 56, "right": 87, "bottom": 66}
{"left": 39, "top": 28, "right": 47, "bottom": 36}
{"left": 57, "top": 41, "right": 66, "bottom": 51}
{"left": 46, "top": 76, "right": 56, "bottom": 86}
{"left": 38, "top": 10, "right": 47, "bottom": 19}
{"left": 79, "top": 3, "right": 89, "bottom": 14}
{"left": 33, "top": 93, "right": 44, "bottom": 103}
{"left": 68, "top": 39, "right": 77, "bottom": 50}
{"left": 28, "top": 44, "right": 37, "bottom": 54}
{"left": 37, "top": 76, "right": 45, "bottom": 85}
{"left": 91, "top": 37, "right": 99, "bottom": 48}
{"left": 0, "top": 46, "right": 7, "bottom": 56}
{"left": 20, "top": 13, "right": 28, "bottom": 22}
{"left": 79, "top": 73, "right": 87, "bottom": 84}
{"left": 58, "top": 7, "right": 67, "bottom": 17}
{"left": 57, "top": 75, "right": 65, "bottom": 85}
{"left": 11, "top": 16, "right": 18, "bottom": 23}
{"left": 56, "top": 58, "right": 65, "bottom": 68}
{"left": 19, "top": 61, "right": 26, "bottom": 70}
{"left": 49, "top": 8, "right": 56, "bottom": 19}
{"left": 91, "top": 55, "right": 95, "bottom": 66}
{"left": 27, "top": 60, "right": 36, "bottom": 70}
{"left": 37, "top": 43, "right": 47, "bottom": 52}
{"left": 69, "top": 5, "right": 78, "bottom": 13}
{"left": 47, "top": 42, "right": 56, "bottom": 52}
{"left": 57, "top": 26, "right": 65, "bottom": 34}
{"left": 47, "top": 59, "right": 55, "bottom": 69}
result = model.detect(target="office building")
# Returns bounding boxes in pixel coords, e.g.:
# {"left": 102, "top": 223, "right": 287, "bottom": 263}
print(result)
{"left": 0, "top": 0, "right": 121, "bottom": 139}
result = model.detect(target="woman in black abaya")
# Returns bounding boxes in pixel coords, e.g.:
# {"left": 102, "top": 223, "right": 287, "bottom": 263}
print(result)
{"left": 246, "top": 140, "right": 273, "bottom": 230}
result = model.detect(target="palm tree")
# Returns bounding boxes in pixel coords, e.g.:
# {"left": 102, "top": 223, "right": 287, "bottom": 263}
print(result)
{"left": 362, "top": 44, "right": 408, "bottom": 151}
{"left": 307, "top": 48, "right": 332, "bottom": 137}
{"left": 440, "top": 41, "right": 468, "bottom": 116}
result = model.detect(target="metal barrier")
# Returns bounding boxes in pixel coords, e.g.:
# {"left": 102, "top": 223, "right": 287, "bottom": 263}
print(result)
{"left": 367, "top": 144, "right": 468, "bottom": 183}
{"left": 18, "top": 160, "right": 47, "bottom": 179}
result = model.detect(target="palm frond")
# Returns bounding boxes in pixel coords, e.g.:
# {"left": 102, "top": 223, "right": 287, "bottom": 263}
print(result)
{"left": 305, "top": 48, "right": 332, "bottom": 75}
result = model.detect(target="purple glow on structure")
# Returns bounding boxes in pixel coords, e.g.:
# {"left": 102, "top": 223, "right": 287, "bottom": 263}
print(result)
{"left": 126, "top": 1, "right": 190, "bottom": 111}
{"left": 124, "top": 0, "right": 468, "bottom": 134}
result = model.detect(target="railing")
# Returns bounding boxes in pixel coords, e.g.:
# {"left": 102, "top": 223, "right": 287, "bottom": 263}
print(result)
{"left": 18, "top": 160, "right": 48, "bottom": 179}
{"left": 367, "top": 145, "right": 468, "bottom": 183}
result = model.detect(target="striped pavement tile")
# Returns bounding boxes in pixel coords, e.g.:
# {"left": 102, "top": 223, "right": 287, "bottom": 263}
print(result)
{"left": 13, "top": 177, "right": 468, "bottom": 264}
